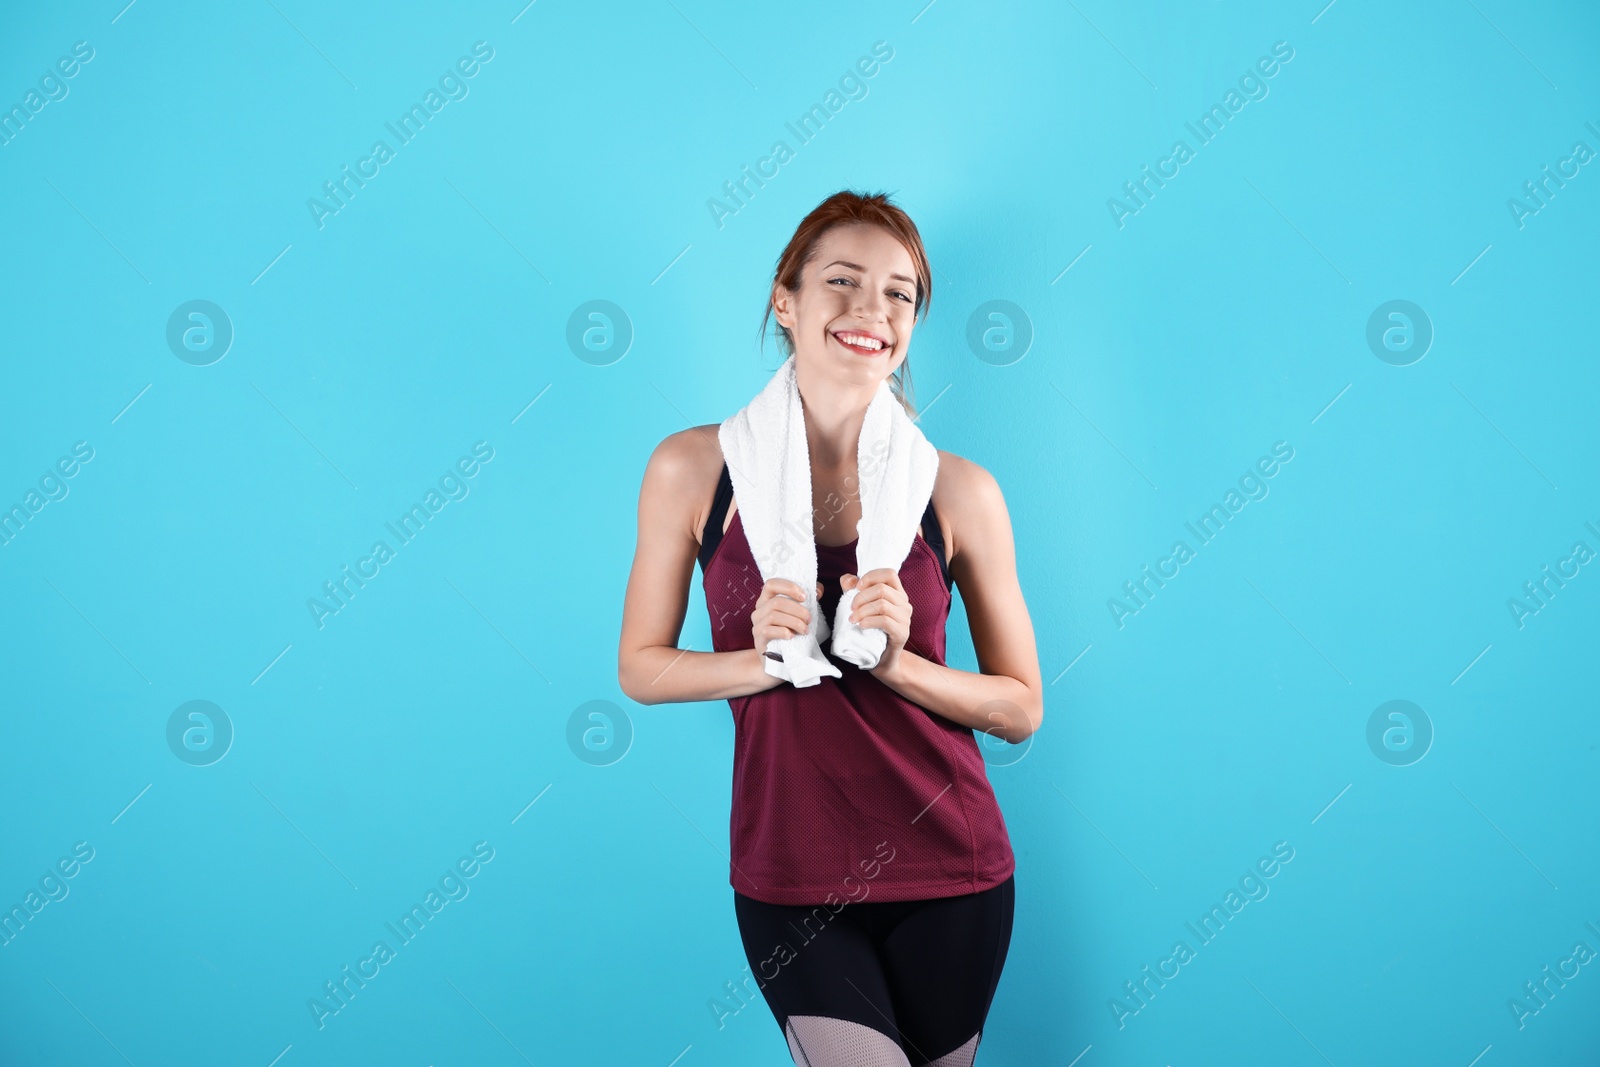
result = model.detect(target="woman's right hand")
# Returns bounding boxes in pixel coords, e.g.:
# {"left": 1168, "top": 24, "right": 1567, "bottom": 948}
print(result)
{"left": 749, "top": 579, "right": 822, "bottom": 688}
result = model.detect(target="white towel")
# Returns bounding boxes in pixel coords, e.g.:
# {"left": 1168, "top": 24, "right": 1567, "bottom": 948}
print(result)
{"left": 718, "top": 354, "right": 938, "bottom": 687}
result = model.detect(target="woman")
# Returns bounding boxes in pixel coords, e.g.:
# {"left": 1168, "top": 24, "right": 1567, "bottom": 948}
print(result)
{"left": 618, "top": 190, "right": 1042, "bottom": 1067}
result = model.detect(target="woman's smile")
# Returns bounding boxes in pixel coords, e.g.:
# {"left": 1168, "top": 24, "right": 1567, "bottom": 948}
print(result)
{"left": 831, "top": 328, "right": 891, "bottom": 357}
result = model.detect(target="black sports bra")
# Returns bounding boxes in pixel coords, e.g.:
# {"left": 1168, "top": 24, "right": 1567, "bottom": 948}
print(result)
{"left": 696, "top": 461, "right": 953, "bottom": 592}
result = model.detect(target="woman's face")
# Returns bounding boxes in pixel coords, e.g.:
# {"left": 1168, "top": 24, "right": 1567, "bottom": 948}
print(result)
{"left": 772, "top": 223, "right": 919, "bottom": 388}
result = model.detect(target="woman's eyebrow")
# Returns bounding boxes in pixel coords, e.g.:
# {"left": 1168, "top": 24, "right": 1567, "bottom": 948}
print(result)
{"left": 822, "top": 259, "right": 915, "bottom": 285}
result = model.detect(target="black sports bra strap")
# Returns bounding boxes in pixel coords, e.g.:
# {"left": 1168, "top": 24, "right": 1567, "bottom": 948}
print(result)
{"left": 920, "top": 500, "right": 953, "bottom": 592}
{"left": 697, "top": 462, "right": 735, "bottom": 575}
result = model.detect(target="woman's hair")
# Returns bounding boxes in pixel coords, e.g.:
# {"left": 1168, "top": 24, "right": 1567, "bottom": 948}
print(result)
{"left": 759, "top": 189, "right": 932, "bottom": 419}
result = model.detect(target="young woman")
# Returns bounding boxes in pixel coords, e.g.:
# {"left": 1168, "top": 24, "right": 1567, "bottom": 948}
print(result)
{"left": 618, "top": 190, "right": 1042, "bottom": 1067}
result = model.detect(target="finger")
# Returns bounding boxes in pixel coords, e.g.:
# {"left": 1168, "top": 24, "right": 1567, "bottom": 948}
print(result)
{"left": 853, "top": 598, "right": 905, "bottom": 625}
{"left": 777, "top": 611, "right": 813, "bottom": 638}
{"left": 762, "top": 621, "right": 806, "bottom": 643}
{"left": 769, "top": 579, "right": 809, "bottom": 602}
{"left": 768, "top": 594, "right": 810, "bottom": 620}
{"left": 768, "top": 601, "right": 811, "bottom": 630}
{"left": 855, "top": 602, "right": 890, "bottom": 626}
{"left": 852, "top": 584, "right": 900, "bottom": 610}
{"left": 756, "top": 588, "right": 810, "bottom": 617}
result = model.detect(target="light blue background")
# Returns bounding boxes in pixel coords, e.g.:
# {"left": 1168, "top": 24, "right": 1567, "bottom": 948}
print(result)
{"left": 2, "top": 1, "right": 1597, "bottom": 1064}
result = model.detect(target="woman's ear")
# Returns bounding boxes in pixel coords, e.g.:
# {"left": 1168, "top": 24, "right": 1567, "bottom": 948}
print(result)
{"left": 772, "top": 283, "right": 794, "bottom": 330}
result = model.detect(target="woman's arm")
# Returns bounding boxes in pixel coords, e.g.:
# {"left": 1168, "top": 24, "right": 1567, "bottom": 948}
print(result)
{"left": 870, "top": 456, "right": 1044, "bottom": 744}
{"left": 617, "top": 429, "right": 773, "bottom": 706}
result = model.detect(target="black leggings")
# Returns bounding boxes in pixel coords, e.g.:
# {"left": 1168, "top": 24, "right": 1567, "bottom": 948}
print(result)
{"left": 732, "top": 875, "right": 1015, "bottom": 1066}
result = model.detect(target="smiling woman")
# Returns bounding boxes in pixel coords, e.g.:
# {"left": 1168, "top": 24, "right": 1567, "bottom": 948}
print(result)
{"left": 619, "top": 189, "right": 1042, "bottom": 1067}
{"left": 758, "top": 197, "right": 929, "bottom": 421}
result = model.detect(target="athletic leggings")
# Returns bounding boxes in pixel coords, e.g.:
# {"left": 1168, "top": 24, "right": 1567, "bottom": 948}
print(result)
{"left": 732, "top": 874, "right": 1015, "bottom": 1067}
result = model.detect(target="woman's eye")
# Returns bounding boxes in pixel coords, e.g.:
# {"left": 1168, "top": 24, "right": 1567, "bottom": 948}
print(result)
{"left": 829, "top": 277, "right": 912, "bottom": 303}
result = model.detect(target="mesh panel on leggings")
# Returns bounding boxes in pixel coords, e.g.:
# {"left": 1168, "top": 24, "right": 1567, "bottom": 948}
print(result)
{"left": 785, "top": 1016, "right": 913, "bottom": 1067}
{"left": 920, "top": 1031, "right": 981, "bottom": 1067}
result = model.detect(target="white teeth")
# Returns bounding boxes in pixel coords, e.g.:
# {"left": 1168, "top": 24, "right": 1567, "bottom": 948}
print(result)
{"left": 835, "top": 332, "right": 884, "bottom": 351}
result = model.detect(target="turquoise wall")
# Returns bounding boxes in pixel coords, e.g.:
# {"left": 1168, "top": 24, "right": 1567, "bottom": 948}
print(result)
{"left": 2, "top": 1, "right": 1597, "bottom": 1064}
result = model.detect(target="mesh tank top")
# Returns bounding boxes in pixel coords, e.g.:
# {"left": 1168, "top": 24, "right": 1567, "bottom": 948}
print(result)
{"left": 698, "top": 461, "right": 1016, "bottom": 905}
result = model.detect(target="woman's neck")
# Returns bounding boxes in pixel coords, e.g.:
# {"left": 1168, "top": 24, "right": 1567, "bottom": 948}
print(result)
{"left": 797, "top": 369, "right": 874, "bottom": 469}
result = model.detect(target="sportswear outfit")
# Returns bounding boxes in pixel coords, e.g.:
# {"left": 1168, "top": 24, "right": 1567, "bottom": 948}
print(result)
{"left": 698, "top": 461, "right": 1017, "bottom": 1065}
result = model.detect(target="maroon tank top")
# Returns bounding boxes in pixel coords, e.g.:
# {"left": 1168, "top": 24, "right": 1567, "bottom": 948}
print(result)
{"left": 698, "top": 461, "right": 1016, "bottom": 905}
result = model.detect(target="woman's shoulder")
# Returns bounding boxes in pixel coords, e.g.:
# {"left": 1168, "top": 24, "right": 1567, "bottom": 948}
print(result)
{"left": 650, "top": 423, "right": 724, "bottom": 466}
{"left": 642, "top": 425, "right": 727, "bottom": 543}
{"left": 931, "top": 449, "right": 1007, "bottom": 566}
{"left": 931, "top": 448, "right": 1002, "bottom": 510}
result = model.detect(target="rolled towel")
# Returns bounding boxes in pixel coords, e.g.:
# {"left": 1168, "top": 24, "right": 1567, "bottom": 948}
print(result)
{"left": 828, "top": 362, "right": 938, "bottom": 670}
{"left": 718, "top": 355, "right": 937, "bottom": 685}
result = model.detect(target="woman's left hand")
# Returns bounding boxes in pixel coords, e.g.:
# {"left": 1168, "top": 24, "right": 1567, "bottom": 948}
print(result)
{"left": 842, "top": 569, "right": 911, "bottom": 677}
